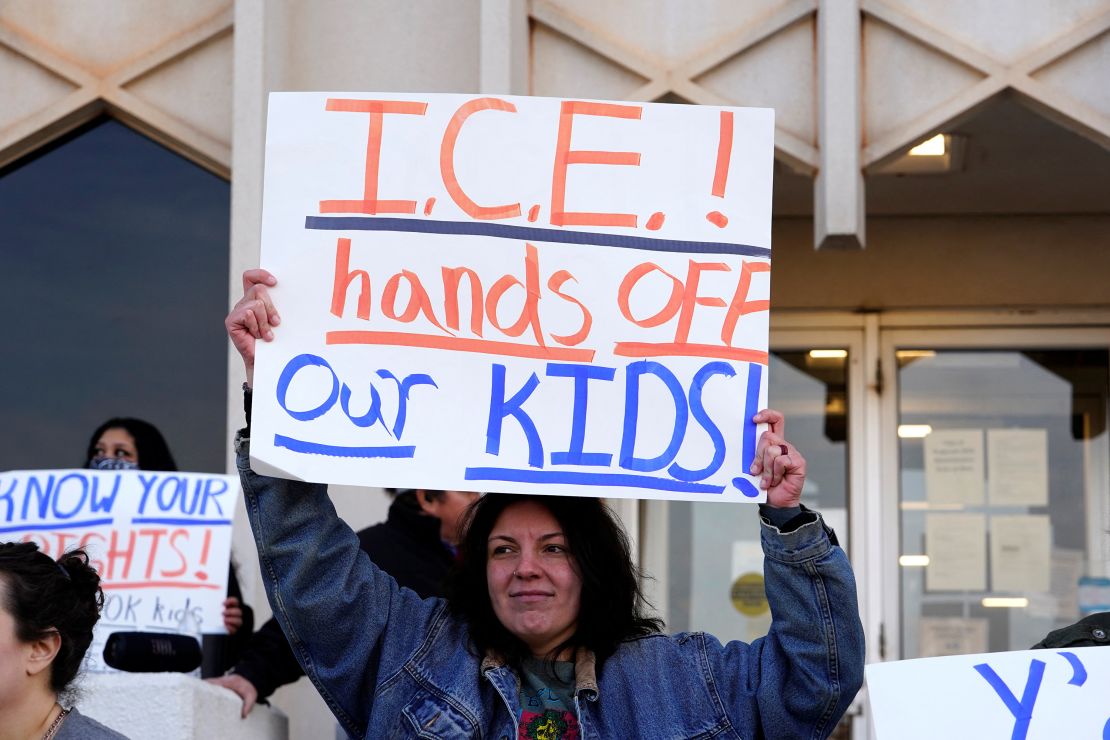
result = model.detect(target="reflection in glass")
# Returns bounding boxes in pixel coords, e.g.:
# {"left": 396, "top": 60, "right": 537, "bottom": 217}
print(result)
{"left": 897, "top": 349, "right": 1109, "bottom": 658}
{"left": 0, "top": 119, "right": 230, "bottom": 472}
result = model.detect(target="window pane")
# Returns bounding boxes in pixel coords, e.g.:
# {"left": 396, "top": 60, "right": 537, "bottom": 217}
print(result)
{"left": 0, "top": 119, "right": 230, "bottom": 472}
{"left": 897, "top": 349, "right": 1110, "bottom": 657}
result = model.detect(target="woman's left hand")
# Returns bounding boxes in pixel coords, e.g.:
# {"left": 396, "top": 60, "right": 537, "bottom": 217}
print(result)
{"left": 222, "top": 597, "right": 244, "bottom": 635}
{"left": 750, "top": 408, "right": 806, "bottom": 508}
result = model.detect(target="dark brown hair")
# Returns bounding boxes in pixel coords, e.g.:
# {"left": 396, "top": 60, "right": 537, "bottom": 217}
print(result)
{"left": 444, "top": 494, "right": 662, "bottom": 668}
{"left": 84, "top": 417, "right": 178, "bottom": 471}
{"left": 0, "top": 542, "right": 104, "bottom": 693}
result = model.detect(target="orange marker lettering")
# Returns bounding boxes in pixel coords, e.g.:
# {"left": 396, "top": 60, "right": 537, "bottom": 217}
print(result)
{"left": 674, "top": 261, "right": 730, "bottom": 344}
{"left": 441, "top": 98, "right": 521, "bottom": 220}
{"left": 382, "top": 270, "right": 450, "bottom": 333}
{"left": 720, "top": 260, "right": 771, "bottom": 345}
{"left": 442, "top": 266, "right": 485, "bottom": 336}
{"left": 486, "top": 243, "right": 545, "bottom": 347}
{"left": 141, "top": 528, "right": 168, "bottom": 580}
{"left": 162, "top": 529, "right": 189, "bottom": 579}
{"left": 617, "top": 262, "right": 684, "bottom": 328}
{"left": 331, "top": 237, "right": 372, "bottom": 319}
{"left": 547, "top": 270, "right": 593, "bottom": 346}
{"left": 550, "top": 101, "right": 642, "bottom": 228}
{"left": 320, "top": 99, "right": 428, "bottom": 215}
{"left": 105, "top": 530, "right": 137, "bottom": 581}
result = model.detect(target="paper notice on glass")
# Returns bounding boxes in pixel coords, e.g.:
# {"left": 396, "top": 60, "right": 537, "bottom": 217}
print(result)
{"left": 1049, "top": 548, "right": 1083, "bottom": 619}
{"left": 919, "top": 617, "right": 988, "bottom": 657}
{"left": 924, "top": 429, "right": 984, "bottom": 505}
{"left": 926, "top": 513, "right": 986, "bottom": 591}
{"left": 990, "top": 515, "right": 1051, "bottom": 592}
{"left": 987, "top": 428, "right": 1048, "bottom": 506}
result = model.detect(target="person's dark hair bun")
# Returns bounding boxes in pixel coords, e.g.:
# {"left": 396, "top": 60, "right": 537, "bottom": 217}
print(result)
{"left": 57, "top": 550, "right": 104, "bottom": 630}
{"left": 0, "top": 542, "right": 105, "bottom": 694}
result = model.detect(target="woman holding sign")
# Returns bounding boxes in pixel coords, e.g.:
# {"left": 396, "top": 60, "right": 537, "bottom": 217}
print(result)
{"left": 227, "top": 269, "right": 864, "bottom": 739}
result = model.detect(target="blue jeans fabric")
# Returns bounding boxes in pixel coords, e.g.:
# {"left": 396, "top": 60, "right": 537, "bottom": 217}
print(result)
{"left": 237, "top": 440, "right": 864, "bottom": 739}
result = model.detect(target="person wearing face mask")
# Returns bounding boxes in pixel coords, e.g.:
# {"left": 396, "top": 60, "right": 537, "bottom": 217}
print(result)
{"left": 83, "top": 419, "right": 253, "bottom": 676}
{"left": 224, "top": 270, "right": 865, "bottom": 739}
{"left": 85, "top": 418, "right": 175, "bottom": 473}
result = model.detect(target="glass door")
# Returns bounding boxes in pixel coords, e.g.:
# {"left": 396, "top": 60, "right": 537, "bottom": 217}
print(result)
{"left": 881, "top": 329, "right": 1110, "bottom": 661}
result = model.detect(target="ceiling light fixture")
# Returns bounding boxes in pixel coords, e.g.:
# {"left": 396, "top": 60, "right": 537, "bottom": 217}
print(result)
{"left": 909, "top": 133, "right": 947, "bottom": 156}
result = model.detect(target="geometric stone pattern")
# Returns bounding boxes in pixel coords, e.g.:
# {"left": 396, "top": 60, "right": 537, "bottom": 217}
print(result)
{"left": 531, "top": 0, "right": 1110, "bottom": 171}
{"left": 0, "top": 3, "right": 232, "bottom": 175}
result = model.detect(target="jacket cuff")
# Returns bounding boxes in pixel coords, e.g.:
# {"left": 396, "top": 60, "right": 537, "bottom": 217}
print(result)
{"left": 760, "top": 505, "right": 838, "bottom": 564}
{"left": 758, "top": 504, "right": 803, "bottom": 530}
{"left": 235, "top": 430, "right": 251, "bottom": 461}
{"left": 231, "top": 661, "right": 277, "bottom": 701}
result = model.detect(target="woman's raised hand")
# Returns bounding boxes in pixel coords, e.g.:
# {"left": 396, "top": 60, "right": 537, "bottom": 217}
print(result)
{"left": 749, "top": 408, "right": 806, "bottom": 509}
{"left": 225, "top": 269, "right": 280, "bottom": 386}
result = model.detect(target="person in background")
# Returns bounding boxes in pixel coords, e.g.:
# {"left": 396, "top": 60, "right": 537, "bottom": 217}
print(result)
{"left": 1033, "top": 612, "right": 1110, "bottom": 649}
{"left": 84, "top": 418, "right": 253, "bottom": 674}
{"left": 0, "top": 542, "right": 128, "bottom": 739}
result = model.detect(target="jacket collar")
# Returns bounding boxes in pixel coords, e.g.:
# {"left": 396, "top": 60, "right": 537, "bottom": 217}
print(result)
{"left": 480, "top": 647, "right": 599, "bottom": 701}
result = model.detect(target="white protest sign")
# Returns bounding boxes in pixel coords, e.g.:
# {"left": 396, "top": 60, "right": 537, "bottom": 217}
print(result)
{"left": 867, "top": 646, "right": 1110, "bottom": 739}
{"left": 0, "top": 469, "right": 240, "bottom": 673}
{"left": 253, "top": 92, "right": 774, "bottom": 502}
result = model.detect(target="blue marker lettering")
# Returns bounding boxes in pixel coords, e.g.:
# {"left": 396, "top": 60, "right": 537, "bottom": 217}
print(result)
{"left": 486, "top": 363, "right": 543, "bottom": 468}
{"left": 200, "top": 478, "right": 228, "bottom": 517}
{"left": 546, "top": 363, "right": 616, "bottom": 467}
{"left": 731, "top": 364, "right": 763, "bottom": 496}
{"left": 157, "top": 476, "right": 188, "bottom": 514}
{"left": 619, "top": 361, "right": 688, "bottom": 472}
{"left": 670, "top": 361, "right": 735, "bottom": 482}
{"left": 276, "top": 353, "right": 340, "bottom": 421}
{"left": 89, "top": 474, "right": 123, "bottom": 514}
{"left": 23, "top": 475, "right": 53, "bottom": 520}
{"left": 973, "top": 659, "right": 1045, "bottom": 740}
{"left": 137, "top": 474, "right": 158, "bottom": 514}
{"left": 0, "top": 478, "right": 16, "bottom": 522}
{"left": 51, "top": 473, "right": 89, "bottom": 520}
{"left": 340, "top": 381, "right": 385, "bottom": 429}
{"left": 1057, "top": 651, "right": 1086, "bottom": 686}
{"left": 376, "top": 370, "right": 438, "bottom": 438}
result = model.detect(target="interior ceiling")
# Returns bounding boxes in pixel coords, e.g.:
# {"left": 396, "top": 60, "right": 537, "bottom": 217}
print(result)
{"left": 772, "top": 92, "right": 1110, "bottom": 218}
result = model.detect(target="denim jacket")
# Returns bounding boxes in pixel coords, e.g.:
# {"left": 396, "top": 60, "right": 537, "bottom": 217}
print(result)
{"left": 237, "top": 439, "right": 864, "bottom": 739}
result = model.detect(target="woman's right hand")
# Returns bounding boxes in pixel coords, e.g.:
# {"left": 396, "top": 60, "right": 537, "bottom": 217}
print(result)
{"left": 225, "top": 269, "right": 280, "bottom": 386}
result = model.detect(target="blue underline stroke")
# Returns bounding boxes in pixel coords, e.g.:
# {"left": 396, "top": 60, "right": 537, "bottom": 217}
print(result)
{"left": 274, "top": 434, "right": 416, "bottom": 459}
{"left": 0, "top": 518, "right": 114, "bottom": 533}
{"left": 130, "top": 518, "right": 232, "bottom": 526}
{"left": 304, "top": 216, "right": 771, "bottom": 258}
{"left": 463, "top": 467, "right": 725, "bottom": 494}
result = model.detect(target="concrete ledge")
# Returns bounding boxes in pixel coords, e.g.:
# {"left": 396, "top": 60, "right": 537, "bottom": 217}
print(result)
{"left": 75, "top": 672, "right": 288, "bottom": 740}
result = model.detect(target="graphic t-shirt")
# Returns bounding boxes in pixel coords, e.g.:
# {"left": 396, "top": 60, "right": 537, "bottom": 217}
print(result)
{"left": 518, "top": 657, "right": 580, "bottom": 740}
